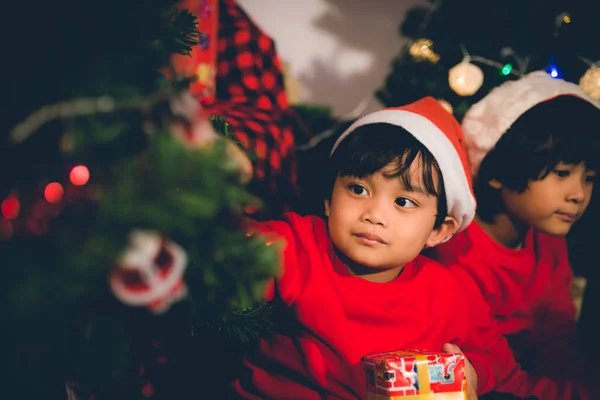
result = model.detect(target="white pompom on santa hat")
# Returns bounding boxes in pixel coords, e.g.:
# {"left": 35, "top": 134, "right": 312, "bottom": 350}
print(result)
{"left": 461, "top": 71, "right": 600, "bottom": 177}
{"left": 330, "top": 97, "right": 475, "bottom": 233}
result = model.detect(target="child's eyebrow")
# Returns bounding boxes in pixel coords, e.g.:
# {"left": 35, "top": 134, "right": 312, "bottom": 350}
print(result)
{"left": 402, "top": 185, "right": 433, "bottom": 196}
{"left": 395, "top": 179, "right": 435, "bottom": 197}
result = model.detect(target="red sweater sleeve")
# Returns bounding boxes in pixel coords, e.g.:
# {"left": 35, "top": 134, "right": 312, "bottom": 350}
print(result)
{"left": 451, "top": 262, "right": 593, "bottom": 399}
{"left": 245, "top": 214, "right": 316, "bottom": 305}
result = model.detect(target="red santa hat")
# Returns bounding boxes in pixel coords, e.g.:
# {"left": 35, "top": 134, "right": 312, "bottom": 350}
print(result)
{"left": 330, "top": 97, "right": 475, "bottom": 233}
{"left": 462, "top": 71, "right": 600, "bottom": 177}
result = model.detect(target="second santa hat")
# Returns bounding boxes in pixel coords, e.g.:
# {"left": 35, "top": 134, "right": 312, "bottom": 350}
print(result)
{"left": 462, "top": 71, "right": 600, "bottom": 177}
{"left": 331, "top": 97, "right": 475, "bottom": 233}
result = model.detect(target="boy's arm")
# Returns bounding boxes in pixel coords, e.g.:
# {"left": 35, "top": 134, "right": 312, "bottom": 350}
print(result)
{"left": 455, "top": 266, "right": 592, "bottom": 399}
{"left": 244, "top": 216, "right": 306, "bottom": 305}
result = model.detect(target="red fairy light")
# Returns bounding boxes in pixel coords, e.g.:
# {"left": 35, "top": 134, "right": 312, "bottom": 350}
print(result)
{"left": 44, "top": 182, "right": 64, "bottom": 203}
{"left": 1, "top": 195, "right": 20, "bottom": 220}
{"left": 243, "top": 204, "right": 258, "bottom": 214}
{"left": 70, "top": 165, "right": 90, "bottom": 186}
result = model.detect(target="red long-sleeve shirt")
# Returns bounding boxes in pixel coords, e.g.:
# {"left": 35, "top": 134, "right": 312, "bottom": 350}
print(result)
{"left": 434, "top": 221, "right": 595, "bottom": 399}
{"left": 232, "top": 213, "right": 499, "bottom": 399}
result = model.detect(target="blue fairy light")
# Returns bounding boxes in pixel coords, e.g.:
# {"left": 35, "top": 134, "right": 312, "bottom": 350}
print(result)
{"left": 545, "top": 59, "right": 562, "bottom": 79}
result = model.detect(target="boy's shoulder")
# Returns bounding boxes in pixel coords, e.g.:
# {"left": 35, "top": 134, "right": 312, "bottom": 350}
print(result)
{"left": 413, "top": 253, "right": 462, "bottom": 286}
{"left": 280, "top": 212, "right": 326, "bottom": 234}
{"left": 430, "top": 222, "right": 483, "bottom": 264}
{"left": 260, "top": 212, "right": 327, "bottom": 244}
{"left": 411, "top": 255, "right": 471, "bottom": 308}
{"left": 531, "top": 229, "right": 569, "bottom": 262}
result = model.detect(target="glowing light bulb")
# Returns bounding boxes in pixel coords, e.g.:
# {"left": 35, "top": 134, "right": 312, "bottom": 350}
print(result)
{"left": 70, "top": 165, "right": 90, "bottom": 186}
{"left": 1, "top": 195, "right": 20, "bottom": 220}
{"left": 44, "top": 182, "right": 64, "bottom": 204}
{"left": 501, "top": 64, "right": 513, "bottom": 76}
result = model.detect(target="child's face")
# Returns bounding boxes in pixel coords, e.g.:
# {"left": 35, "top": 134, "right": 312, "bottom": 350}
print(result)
{"left": 324, "top": 161, "right": 455, "bottom": 279}
{"left": 497, "top": 162, "right": 595, "bottom": 236}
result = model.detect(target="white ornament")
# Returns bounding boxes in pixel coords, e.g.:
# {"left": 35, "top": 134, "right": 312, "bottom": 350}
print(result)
{"left": 437, "top": 99, "right": 453, "bottom": 114}
{"left": 579, "top": 67, "right": 600, "bottom": 100}
{"left": 110, "top": 230, "right": 188, "bottom": 314}
{"left": 169, "top": 91, "right": 253, "bottom": 183}
{"left": 449, "top": 61, "right": 484, "bottom": 96}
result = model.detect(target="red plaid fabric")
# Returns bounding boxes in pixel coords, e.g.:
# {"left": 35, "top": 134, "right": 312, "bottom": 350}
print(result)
{"left": 204, "top": 0, "right": 299, "bottom": 215}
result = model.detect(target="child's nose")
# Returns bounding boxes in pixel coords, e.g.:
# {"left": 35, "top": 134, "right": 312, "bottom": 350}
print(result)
{"left": 566, "top": 179, "right": 586, "bottom": 204}
{"left": 361, "top": 201, "right": 387, "bottom": 226}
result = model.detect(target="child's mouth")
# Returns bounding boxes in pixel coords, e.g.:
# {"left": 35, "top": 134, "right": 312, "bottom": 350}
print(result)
{"left": 555, "top": 211, "right": 579, "bottom": 223}
{"left": 354, "top": 232, "right": 386, "bottom": 245}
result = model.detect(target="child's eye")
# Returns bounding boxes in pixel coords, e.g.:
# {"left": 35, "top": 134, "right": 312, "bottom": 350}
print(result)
{"left": 553, "top": 169, "right": 570, "bottom": 178}
{"left": 585, "top": 174, "right": 596, "bottom": 184}
{"left": 348, "top": 184, "right": 368, "bottom": 196}
{"left": 395, "top": 197, "right": 418, "bottom": 208}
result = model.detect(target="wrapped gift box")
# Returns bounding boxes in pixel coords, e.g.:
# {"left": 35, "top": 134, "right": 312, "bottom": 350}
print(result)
{"left": 169, "top": 0, "right": 219, "bottom": 103}
{"left": 363, "top": 351, "right": 468, "bottom": 399}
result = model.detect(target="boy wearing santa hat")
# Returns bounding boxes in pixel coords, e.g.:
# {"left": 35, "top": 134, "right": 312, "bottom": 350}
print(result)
{"left": 232, "top": 97, "right": 516, "bottom": 399}
{"left": 433, "top": 71, "right": 600, "bottom": 399}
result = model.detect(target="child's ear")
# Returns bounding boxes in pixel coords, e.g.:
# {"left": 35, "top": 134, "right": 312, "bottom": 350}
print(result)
{"left": 425, "top": 216, "right": 459, "bottom": 248}
{"left": 488, "top": 179, "right": 502, "bottom": 189}
{"left": 324, "top": 199, "right": 331, "bottom": 217}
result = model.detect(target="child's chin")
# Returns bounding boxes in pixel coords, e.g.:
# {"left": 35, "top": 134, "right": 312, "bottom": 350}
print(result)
{"left": 537, "top": 224, "right": 572, "bottom": 237}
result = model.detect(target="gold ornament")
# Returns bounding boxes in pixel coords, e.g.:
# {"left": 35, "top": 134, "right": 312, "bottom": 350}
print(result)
{"left": 409, "top": 39, "right": 440, "bottom": 64}
{"left": 579, "top": 67, "right": 600, "bottom": 100}
{"left": 448, "top": 61, "right": 484, "bottom": 96}
{"left": 196, "top": 63, "right": 215, "bottom": 86}
{"left": 437, "top": 99, "right": 453, "bottom": 114}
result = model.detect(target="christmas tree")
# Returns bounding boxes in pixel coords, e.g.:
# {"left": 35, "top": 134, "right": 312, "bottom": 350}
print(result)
{"left": 2, "top": 1, "right": 278, "bottom": 398}
{"left": 378, "top": 0, "right": 600, "bottom": 121}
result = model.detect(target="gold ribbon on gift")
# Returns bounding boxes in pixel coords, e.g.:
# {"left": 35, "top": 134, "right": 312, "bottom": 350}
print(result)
{"left": 367, "top": 353, "right": 467, "bottom": 400}
{"left": 415, "top": 354, "right": 431, "bottom": 395}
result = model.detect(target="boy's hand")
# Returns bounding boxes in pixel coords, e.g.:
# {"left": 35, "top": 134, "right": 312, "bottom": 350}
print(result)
{"left": 444, "top": 343, "right": 478, "bottom": 400}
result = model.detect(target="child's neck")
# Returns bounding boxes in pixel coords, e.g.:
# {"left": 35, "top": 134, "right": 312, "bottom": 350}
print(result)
{"left": 335, "top": 248, "right": 404, "bottom": 283}
{"left": 475, "top": 213, "right": 529, "bottom": 250}
{"left": 346, "top": 263, "right": 404, "bottom": 283}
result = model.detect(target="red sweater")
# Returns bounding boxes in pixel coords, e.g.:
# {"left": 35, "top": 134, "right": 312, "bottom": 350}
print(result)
{"left": 434, "top": 221, "right": 593, "bottom": 399}
{"left": 232, "top": 213, "right": 501, "bottom": 399}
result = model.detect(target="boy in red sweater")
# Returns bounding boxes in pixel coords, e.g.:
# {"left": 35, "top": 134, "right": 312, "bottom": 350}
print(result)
{"left": 231, "top": 97, "right": 511, "bottom": 399}
{"left": 433, "top": 71, "right": 600, "bottom": 399}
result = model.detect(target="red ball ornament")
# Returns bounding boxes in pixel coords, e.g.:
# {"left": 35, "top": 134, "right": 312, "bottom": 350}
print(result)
{"left": 1, "top": 195, "right": 20, "bottom": 220}
{"left": 70, "top": 165, "right": 90, "bottom": 186}
{"left": 44, "top": 182, "right": 64, "bottom": 204}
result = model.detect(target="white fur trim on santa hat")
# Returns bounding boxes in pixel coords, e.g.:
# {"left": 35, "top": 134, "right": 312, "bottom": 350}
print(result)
{"left": 331, "top": 109, "right": 476, "bottom": 233}
{"left": 462, "top": 71, "right": 600, "bottom": 177}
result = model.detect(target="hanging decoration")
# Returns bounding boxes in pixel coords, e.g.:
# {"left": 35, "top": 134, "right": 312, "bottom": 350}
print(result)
{"left": 409, "top": 38, "right": 440, "bottom": 64}
{"left": 579, "top": 64, "right": 600, "bottom": 100}
{"left": 554, "top": 11, "right": 572, "bottom": 37}
{"left": 500, "top": 64, "right": 513, "bottom": 76}
{"left": 544, "top": 58, "right": 562, "bottom": 79}
{"left": 165, "top": 0, "right": 219, "bottom": 104}
{"left": 1, "top": 195, "right": 20, "bottom": 220}
{"left": 448, "top": 60, "right": 484, "bottom": 96}
{"left": 109, "top": 230, "right": 189, "bottom": 315}
{"left": 437, "top": 99, "right": 453, "bottom": 114}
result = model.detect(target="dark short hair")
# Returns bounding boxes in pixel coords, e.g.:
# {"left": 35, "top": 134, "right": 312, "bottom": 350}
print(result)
{"left": 326, "top": 123, "right": 448, "bottom": 229}
{"left": 476, "top": 95, "right": 600, "bottom": 222}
